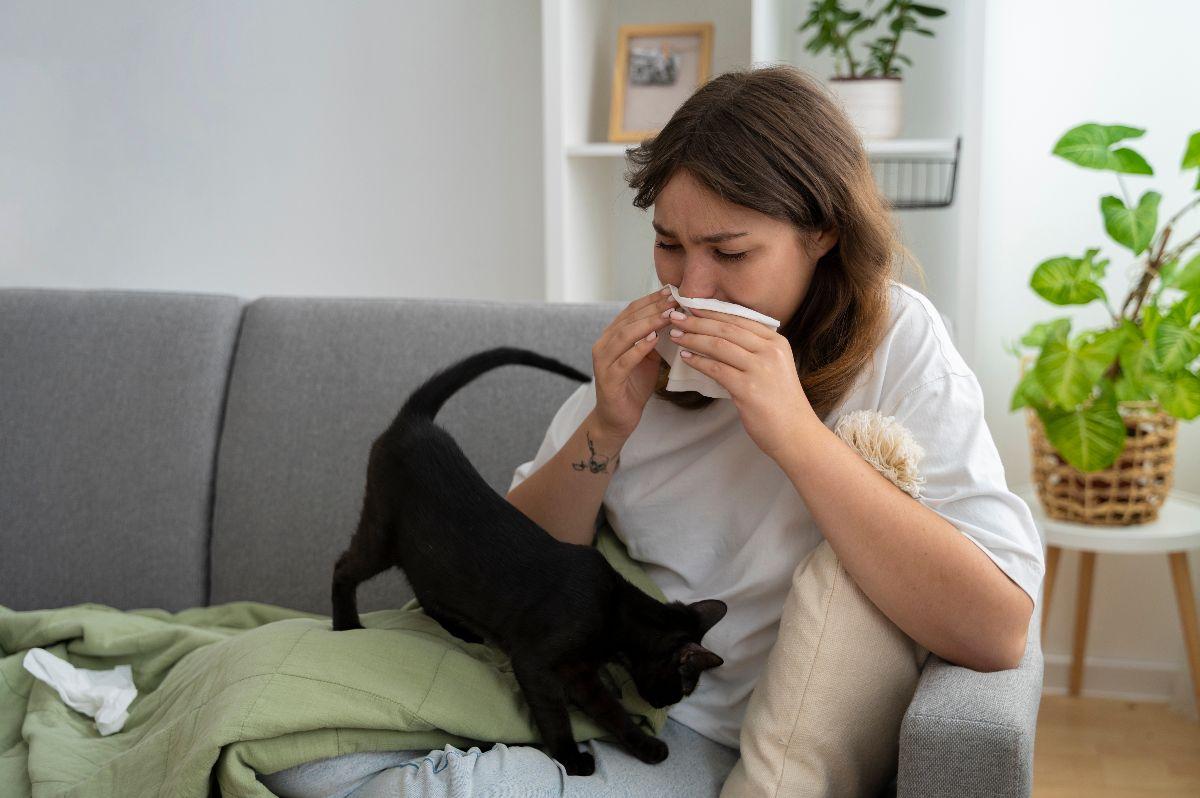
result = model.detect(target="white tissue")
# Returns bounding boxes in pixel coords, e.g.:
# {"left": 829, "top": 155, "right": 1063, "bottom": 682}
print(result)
{"left": 654, "top": 284, "right": 782, "bottom": 399}
{"left": 23, "top": 648, "right": 137, "bottom": 736}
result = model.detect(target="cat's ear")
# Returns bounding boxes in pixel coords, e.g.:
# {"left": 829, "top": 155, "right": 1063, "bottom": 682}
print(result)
{"left": 688, "top": 599, "right": 727, "bottom": 637}
{"left": 678, "top": 641, "right": 723, "bottom": 676}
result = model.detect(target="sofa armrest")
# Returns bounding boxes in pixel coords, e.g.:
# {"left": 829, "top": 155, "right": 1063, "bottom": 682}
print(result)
{"left": 896, "top": 607, "right": 1044, "bottom": 798}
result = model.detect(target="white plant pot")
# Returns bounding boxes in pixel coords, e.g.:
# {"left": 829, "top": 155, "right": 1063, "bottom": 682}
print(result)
{"left": 827, "top": 77, "right": 903, "bottom": 140}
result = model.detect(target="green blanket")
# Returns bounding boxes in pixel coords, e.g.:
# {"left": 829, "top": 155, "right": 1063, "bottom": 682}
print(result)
{"left": 0, "top": 528, "right": 668, "bottom": 797}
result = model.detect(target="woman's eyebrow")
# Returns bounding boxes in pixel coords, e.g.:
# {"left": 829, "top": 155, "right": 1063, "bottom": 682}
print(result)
{"left": 652, "top": 221, "right": 750, "bottom": 244}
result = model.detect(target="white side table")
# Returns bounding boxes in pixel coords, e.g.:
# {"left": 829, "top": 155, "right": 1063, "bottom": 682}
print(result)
{"left": 1014, "top": 484, "right": 1200, "bottom": 715}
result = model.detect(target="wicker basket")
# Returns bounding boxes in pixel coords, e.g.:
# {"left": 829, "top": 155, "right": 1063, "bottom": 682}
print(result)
{"left": 1025, "top": 401, "right": 1177, "bottom": 525}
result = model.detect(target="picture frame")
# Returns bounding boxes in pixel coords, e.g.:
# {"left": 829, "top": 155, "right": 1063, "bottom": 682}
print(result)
{"left": 608, "top": 22, "right": 714, "bottom": 143}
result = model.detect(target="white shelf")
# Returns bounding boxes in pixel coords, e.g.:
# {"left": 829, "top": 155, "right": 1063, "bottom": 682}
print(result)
{"left": 862, "top": 137, "right": 960, "bottom": 157}
{"left": 566, "top": 137, "right": 959, "bottom": 160}
{"left": 565, "top": 143, "right": 637, "bottom": 158}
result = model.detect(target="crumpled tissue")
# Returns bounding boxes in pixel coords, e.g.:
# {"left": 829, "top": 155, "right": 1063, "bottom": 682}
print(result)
{"left": 654, "top": 283, "right": 782, "bottom": 399}
{"left": 23, "top": 647, "right": 138, "bottom": 735}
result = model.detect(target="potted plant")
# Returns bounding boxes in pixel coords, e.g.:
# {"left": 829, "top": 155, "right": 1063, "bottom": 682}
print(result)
{"left": 797, "top": 0, "right": 946, "bottom": 139}
{"left": 1008, "top": 123, "right": 1200, "bottom": 525}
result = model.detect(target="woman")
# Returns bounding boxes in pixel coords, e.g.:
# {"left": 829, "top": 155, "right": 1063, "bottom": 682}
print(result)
{"left": 262, "top": 64, "right": 1043, "bottom": 798}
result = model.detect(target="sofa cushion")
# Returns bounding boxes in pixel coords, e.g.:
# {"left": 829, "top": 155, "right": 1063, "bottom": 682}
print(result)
{"left": 209, "top": 296, "right": 619, "bottom": 613}
{"left": 719, "top": 538, "right": 929, "bottom": 798}
{"left": 0, "top": 288, "right": 242, "bottom": 611}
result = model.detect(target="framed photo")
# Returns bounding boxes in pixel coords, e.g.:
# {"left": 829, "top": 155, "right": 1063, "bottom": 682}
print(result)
{"left": 608, "top": 23, "right": 714, "bottom": 143}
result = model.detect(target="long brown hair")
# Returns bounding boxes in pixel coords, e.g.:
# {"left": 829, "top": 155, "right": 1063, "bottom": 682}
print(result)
{"left": 624, "top": 64, "right": 923, "bottom": 421}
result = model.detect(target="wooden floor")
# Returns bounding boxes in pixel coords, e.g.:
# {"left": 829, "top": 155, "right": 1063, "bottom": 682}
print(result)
{"left": 1035, "top": 695, "right": 1200, "bottom": 797}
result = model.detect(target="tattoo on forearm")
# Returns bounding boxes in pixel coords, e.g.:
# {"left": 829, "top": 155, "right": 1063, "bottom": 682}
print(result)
{"left": 572, "top": 430, "right": 618, "bottom": 474}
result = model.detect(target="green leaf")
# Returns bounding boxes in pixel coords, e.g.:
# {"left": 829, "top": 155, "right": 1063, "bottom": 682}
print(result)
{"left": 1035, "top": 328, "right": 1122, "bottom": 408}
{"left": 1052, "top": 123, "right": 1154, "bottom": 174}
{"left": 1119, "top": 324, "right": 1157, "bottom": 384}
{"left": 1030, "top": 249, "right": 1109, "bottom": 305}
{"left": 1035, "top": 338, "right": 1088, "bottom": 407}
{"left": 1182, "top": 131, "right": 1200, "bottom": 169}
{"left": 1154, "top": 319, "right": 1200, "bottom": 372}
{"left": 1100, "top": 191, "right": 1161, "bottom": 255}
{"left": 1114, "top": 370, "right": 1153, "bottom": 402}
{"left": 1186, "top": 130, "right": 1200, "bottom": 189}
{"left": 1083, "top": 326, "right": 1130, "bottom": 362}
{"left": 1118, "top": 316, "right": 1143, "bottom": 339}
{"left": 1168, "top": 253, "right": 1200, "bottom": 294}
{"left": 1011, "top": 366, "right": 1049, "bottom": 411}
{"left": 1159, "top": 258, "right": 1180, "bottom": 288}
{"left": 1155, "top": 370, "right": 1200, "bottom": 419}
{"left": 1037, "top": 393, "right": 1127, "bottom": 471}
{"left": 1142, "top": 303, "right": 1163, "bottom": 343}
{"left": 911, "top": 4, "right": 947, "bottom": 16}
{"left": 1166, "top": 292, "right": 1200, "bottom": 326}
{"left": 1020, "top": 317, "right": 1072, "bottom": 348}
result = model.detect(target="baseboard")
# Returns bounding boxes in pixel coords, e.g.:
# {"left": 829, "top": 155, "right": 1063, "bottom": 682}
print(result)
{"left": 1041, "top": 652, "right": 1197, "bottom": 720}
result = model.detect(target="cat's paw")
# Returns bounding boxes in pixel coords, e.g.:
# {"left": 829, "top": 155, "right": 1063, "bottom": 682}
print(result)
{"left": 560, "top": 750, "right": 595, "bottom": 777}
{"left": 331, "top": 618, "right": 364, "bottom": 631}
{"left": 627, "top": 734, "right": 668, "bottom": 764}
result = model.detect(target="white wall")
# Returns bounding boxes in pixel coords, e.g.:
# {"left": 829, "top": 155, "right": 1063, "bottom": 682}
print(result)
{"left": 977, "top": 0, "right": 1200, "bottom": 714}
{"left": 0, "top": 0, "right": 544, "bottom": 301}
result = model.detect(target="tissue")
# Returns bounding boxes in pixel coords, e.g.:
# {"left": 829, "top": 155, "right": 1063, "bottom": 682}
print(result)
{"left": 654, "top": 284, "right": 782, "bottom": 399}
{"left": 23, "top": 648, "right": 137, "bottom": 736}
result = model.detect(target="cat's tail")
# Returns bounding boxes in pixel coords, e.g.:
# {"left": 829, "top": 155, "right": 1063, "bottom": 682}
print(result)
{"left": 395, "top": 346, "right": 590, "bottom": 426}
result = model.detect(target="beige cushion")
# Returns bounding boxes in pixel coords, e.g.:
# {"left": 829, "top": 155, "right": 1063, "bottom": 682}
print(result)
{"left": 720, "top": 538, "right": 931, "bottom": 798}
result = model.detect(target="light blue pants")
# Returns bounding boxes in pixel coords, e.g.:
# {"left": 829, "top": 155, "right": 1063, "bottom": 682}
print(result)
{"left": 258, "top": 717, "right": 739, "bottom": 798}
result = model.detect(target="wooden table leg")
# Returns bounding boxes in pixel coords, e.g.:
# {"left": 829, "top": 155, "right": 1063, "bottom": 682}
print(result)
{"left": 1069, "top": 551, "right": 1096, "bottom": 697}
{"left": 1168, "top": 551, "right": 1200, "bottom": 717}
{"left": 1042, "top": 545, "right": 1061, "bottom": 646}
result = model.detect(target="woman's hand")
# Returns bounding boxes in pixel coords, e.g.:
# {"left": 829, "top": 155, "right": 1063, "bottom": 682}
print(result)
{"left": 665, "top": 307, "right": 822, "bottom": 463}
{"left": 591, "top": 287, "right": 678, "bottom": 439}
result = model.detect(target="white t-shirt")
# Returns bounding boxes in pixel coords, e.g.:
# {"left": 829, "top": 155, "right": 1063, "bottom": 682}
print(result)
{"left": 507, "top": 280, "right": 1045, "bottom": 750}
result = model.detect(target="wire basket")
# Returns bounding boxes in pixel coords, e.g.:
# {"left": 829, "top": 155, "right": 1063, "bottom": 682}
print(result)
{"left": 870, "top": 136, "right": 961, "bottom": 210}
{"left": 1026, "top": 402, "right": 1177, "bottom": 525}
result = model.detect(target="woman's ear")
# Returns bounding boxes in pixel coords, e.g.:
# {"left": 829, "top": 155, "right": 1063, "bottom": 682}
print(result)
{"left": 813, "top": 226, "right": 839, "bottom": 258}
{"left": 797, "top": 226, "right": 838, "bottom": 260}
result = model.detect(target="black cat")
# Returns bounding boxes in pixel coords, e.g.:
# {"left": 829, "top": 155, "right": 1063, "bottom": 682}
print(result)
{"left": 331, "top": 346, "right": 727, "bottom": 777}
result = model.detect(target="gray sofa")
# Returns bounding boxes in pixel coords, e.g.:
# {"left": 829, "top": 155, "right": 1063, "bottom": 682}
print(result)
{"left": 0, "top": 287, "right": 1043, "bottom": 797}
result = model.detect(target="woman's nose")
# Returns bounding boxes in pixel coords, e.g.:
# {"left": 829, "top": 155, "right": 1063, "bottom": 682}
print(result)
{"left": 678, "top": 280, "right": 718, "bottom": 300}
{"left": 676, "top": 266, "right": 717, "bottom": 297}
